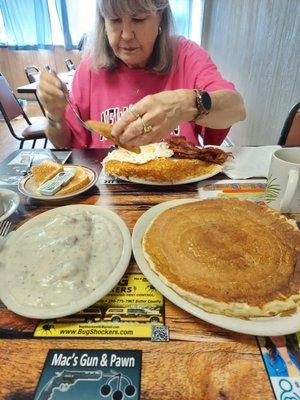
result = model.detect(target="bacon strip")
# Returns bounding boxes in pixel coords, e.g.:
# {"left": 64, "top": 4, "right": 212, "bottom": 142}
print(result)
{"left": 165, "top": 136, "right": 232, "bottom": 164}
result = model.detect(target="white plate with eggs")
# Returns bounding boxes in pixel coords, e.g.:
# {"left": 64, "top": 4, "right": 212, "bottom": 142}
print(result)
{"left": 0, "top": 205, "right": 131, "bottom": 319}
{"left": 103, "top": 142, "right": 223, "bottom": 185}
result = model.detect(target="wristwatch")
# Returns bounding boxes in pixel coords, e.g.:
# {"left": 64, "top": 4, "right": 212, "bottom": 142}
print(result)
{"left": 194, "top": 89, "right": 212, "bottom": 119}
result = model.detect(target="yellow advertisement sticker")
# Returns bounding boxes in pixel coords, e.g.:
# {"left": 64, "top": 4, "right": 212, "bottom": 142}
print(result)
{"left": 34, "top": 273, "right": 165, "bottom": 339}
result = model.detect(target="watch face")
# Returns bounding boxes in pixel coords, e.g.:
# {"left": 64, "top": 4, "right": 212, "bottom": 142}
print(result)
{"left": 202, "top": 91, "right": 212, "bottom": 111}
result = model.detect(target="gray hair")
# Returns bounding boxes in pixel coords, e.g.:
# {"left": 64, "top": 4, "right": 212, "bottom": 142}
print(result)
{"left": 86, "top": 0, "right": 176, "bottom": 73}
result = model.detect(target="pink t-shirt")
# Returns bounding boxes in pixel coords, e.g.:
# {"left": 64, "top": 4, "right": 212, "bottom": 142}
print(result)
{"left": 65, "top": 37, "right": 236, "bottom": 148}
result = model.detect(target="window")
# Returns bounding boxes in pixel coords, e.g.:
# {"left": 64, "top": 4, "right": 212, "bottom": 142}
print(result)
{"left": 190, "top": 0, "right": 204, "bottom": 44}
{"left": 65, "top": 0, "right": 96, "bottom": 47}
{"left": 170, "top": 0, "right": 204, "bottom": 44}
{"left": 0, "top": 0, "right": 204, "bottom": 48}
{"left": 0, "top": 9, "right": 8, "bottom": 44}
{"left": 48, "top": 0, "right": 64, "bottom": 45}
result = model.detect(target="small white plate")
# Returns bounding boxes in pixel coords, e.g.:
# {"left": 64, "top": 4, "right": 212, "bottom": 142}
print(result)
{"left": 18, "top": 165, "right": 98, "bottom": 200}
{"left": 132, "top": 198, "right": 300, "bottom": 336}
{"left": 0, "top": 205, "right": 131, "bottom": 319}
{"left": 112, "top": 164, "right": 223, "bottom": 186}
{"left": 0, "top": 189, "right": 20, "bottom": 222}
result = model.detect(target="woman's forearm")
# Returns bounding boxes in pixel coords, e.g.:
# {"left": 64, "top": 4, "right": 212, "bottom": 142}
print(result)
{"left": 196, "top": 90, "right": 246, "bottom": 129}
{"left": 178, "top": 89, "right": 246, "bottom": 129}
{"left": 45, "top": 119, "right": 72, "bottom": 148}
{"left": 111, "top": 88, "right": 246, "bottom": 147}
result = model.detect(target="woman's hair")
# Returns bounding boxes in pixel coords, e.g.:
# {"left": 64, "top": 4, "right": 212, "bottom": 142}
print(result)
{"left": 264, "top": 337, "right": 277, "bottom": 362}
{"left": 264, "top": 334, "right": 300, "bottom": 365}
{"left": 85, "top": 0, "right": 176, "bottom": 73}
{"left": 286, "top": 334, "right": 300, "bottom": 365}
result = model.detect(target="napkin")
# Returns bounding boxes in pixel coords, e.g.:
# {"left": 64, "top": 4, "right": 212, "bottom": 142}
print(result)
{"left": 222, "top": 146, "right": 281, "bottom": 179}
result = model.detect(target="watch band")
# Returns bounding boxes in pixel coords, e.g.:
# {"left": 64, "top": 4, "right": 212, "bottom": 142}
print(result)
{"left": 45, "top": 112, "right": 62, "bottom": 130}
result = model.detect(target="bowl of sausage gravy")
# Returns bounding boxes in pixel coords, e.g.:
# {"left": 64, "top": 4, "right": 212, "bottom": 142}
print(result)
{"left": 0, "top": 205, "right": 131, "bottom": 319}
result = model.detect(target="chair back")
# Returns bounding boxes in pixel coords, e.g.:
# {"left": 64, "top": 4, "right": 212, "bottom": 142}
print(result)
{"left": 278, "top": 102, "right": 300, "bottom": 145}
{"left": 24, "top": 65, "right": 46, "bottom": 116}
{"left": 65, "top": 58, "right": 76, "bottom": 71}
{"left": 0, "top": 74, "right": 24, "bottom": 121}
{"left": 24, "top": 65, "right": 40, "bottom": 83}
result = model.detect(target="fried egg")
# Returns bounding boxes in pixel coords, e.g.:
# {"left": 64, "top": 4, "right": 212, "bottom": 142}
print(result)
{"left": 103, "top": 142, "right": 174, "bottom": 165}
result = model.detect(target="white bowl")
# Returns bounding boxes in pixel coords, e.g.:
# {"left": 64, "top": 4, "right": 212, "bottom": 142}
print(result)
{"left": 0, "top": 204, "right": 131, "bottom": 319}
{"left": 0, "top": 189, "right": 20, "bottom": 222}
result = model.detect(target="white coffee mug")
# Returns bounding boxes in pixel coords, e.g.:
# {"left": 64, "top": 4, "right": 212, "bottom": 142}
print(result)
{"left": 266, "top": 148, "right": 300, "bottom": 213}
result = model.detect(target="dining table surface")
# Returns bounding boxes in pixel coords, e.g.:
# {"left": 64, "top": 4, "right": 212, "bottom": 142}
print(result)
{"left": 17, "top": 71, "right": 74, "bottom": 94}
{"left": 0, "top": 148, "right": 276, "bottom": 400}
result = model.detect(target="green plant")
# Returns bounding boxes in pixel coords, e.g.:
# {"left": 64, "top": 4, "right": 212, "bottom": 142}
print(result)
{"left": 265, "top": 176, "right": 281, "bottom": 203}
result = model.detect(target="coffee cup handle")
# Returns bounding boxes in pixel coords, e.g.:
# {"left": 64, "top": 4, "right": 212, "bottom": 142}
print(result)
{"left": 280, "top": 169, "right": 299, "bottom": 212}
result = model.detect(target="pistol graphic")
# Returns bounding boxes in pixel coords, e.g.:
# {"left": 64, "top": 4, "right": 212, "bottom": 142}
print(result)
{"left": 36, "top": 369, "right": 102, "bottom": 400}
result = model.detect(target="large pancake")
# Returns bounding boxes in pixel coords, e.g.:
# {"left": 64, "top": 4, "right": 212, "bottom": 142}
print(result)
{"left": 104, "top": 157, "right": 221, "bottom": 183}
{"left": 142, "top": 199, "right": 300, "bottom": 318}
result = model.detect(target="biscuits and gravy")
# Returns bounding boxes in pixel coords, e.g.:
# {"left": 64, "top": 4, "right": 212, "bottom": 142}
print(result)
{"left": 0, "top": 205, "right": 131, "bottom": 318}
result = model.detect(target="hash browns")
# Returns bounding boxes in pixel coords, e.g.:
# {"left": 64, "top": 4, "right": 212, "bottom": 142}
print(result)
{"left": 104, "top": 157, "right": 221, "bottom": 183}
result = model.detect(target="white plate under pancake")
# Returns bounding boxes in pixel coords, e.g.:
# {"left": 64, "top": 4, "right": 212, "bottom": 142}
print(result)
{"left": 132, "top": 198, "right": 300, "bottom": 336}
{"left": 112, "top": 164, "right": 223, "bottom": 185}
{"left": 18, "top": 164, "right": 98, "bottom": 200}
{"left": 0, "top": 205, "right": 131, "bottom": 319}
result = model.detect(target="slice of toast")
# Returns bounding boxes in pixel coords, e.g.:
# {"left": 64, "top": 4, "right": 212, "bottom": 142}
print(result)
{"left": 31, "top": 160, "right": 64, "bottom": 187}
{"left": 85, "top": 120, "right": 141, "bottom": 154}
{"left": 57, "top": 166, "right": 90, "bottom": 195}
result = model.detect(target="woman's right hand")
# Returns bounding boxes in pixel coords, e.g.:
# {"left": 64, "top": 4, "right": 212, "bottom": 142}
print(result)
{"left": 37, "top": 70, "right": 67, "bottom": 121}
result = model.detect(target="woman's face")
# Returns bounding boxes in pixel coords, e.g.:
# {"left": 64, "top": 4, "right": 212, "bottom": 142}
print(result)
{"left": 270, "top": 336, "right": 286, "bottom": 348}
{"left": 105, "top": 12, "right": 161, "bottom": 68}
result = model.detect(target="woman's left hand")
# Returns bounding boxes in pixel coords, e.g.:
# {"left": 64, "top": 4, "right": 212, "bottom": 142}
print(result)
{"left": 111, "top": 90, "right": 196, "bottom": 146}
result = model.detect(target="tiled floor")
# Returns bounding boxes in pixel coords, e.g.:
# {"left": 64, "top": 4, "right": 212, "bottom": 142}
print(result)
{"left": 0, "top": 101, "right": 52, "bottom": 163}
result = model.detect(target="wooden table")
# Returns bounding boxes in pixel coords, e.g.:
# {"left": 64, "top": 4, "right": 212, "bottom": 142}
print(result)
{"left": 17, "top": 71, "right": 74, "bottom": 94}
{"left": 0, "top": 149, "right": 274, "bottom": 400}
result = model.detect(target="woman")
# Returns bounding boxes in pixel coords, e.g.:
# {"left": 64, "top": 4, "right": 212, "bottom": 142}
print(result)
{"left": 38, "top": 0, "right": 245, "bottom": 149}
{"left": 262, "top": 335, "right": 300, "bottom": 377}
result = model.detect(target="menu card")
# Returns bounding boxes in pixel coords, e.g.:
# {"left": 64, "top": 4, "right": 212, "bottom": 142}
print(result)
{"left": 34, "top": 349, "right": 141, "bottom": 400}
{"left": 257, "top": 335, "right": 300, "bottom": 399}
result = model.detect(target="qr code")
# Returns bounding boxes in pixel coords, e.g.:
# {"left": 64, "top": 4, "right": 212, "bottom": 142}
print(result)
{"left": 151, "top": 325, "right": 169, "bottom": 342}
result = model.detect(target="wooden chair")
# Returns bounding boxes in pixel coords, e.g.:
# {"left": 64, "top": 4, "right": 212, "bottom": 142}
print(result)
{"left": 278, "top": 102, "right": 300, "bottom": 145}
{"left": 65, "top": 58, "right": 76, "bottom": 72}
{"left": 0, "top": 73, "right": 48, "bottom": 149}
{"left": 24, "top": 65, "right": 46, "bottom": 116}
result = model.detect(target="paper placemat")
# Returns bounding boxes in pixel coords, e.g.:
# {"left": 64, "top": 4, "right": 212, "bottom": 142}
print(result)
{"left": 197, "top": 178, "right": 267, "bottom": 202}
{"left": 98, "top": 169, "right": 126, "bottom": 184}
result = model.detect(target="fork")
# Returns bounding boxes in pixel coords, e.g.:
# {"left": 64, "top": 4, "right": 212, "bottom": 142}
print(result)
{"left": 0, "top": 220, "right": 12, "bottom": 237}
{"left": 20, "top": 152, "right": 34, "bottom": 175}
{"left": 44, "top": 66, "right": 140, "bottom": 153}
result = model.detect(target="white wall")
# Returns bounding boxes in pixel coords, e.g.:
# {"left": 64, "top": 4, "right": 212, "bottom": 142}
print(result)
{"left": 202, "top": 0, "right": 300, "bottom": 145}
